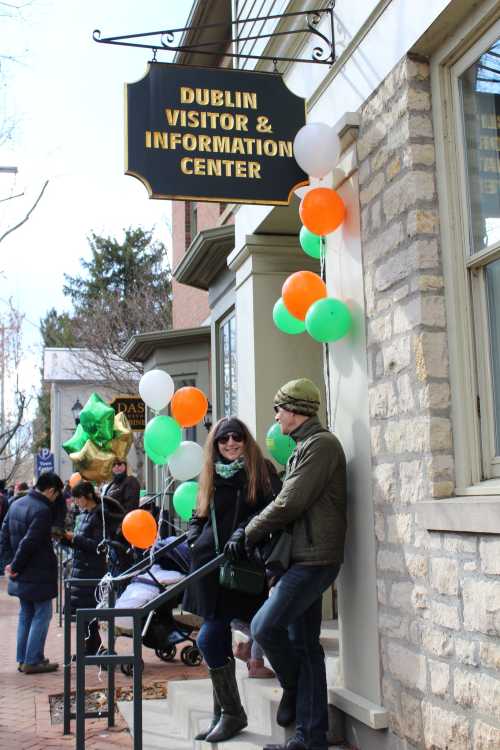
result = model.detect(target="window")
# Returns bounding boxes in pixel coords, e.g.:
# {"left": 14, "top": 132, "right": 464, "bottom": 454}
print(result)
{"left": 455, "top": 30, "right": 500, "bottom": 480}
{"left": 218, "top": 311, "right": 237, "bottom": 417}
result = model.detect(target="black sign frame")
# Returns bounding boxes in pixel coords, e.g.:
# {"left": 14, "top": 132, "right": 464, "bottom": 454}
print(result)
{"left": 111, "top": 396, "right": 146, "bottom": 432}
{"left": 125, "top": 63, "right": 308, "bottom": 206}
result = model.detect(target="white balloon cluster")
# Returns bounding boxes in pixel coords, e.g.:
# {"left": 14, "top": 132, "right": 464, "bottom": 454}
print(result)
{"left": 139, "top": 369, "right": 174, "bottom": 411}
{"left": 293, "top": 122, "right": 340, "bottom": 178}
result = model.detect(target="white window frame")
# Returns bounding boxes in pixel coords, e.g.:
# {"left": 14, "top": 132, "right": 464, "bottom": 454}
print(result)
{"left": 421, "top": 0, "right": 500, "bottom": 534}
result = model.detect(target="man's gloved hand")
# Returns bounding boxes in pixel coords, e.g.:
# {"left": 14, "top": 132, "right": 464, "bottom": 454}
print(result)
{"left": 245, "top": 536, "right": 264, "bottom": 566}
{"left": 224, "top": 527, "right": 247, "bottom": 561}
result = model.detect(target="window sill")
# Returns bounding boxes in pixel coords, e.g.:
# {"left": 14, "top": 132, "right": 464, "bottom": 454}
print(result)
{"left": 417, "top": 496, "right": 500, "bottom": 534}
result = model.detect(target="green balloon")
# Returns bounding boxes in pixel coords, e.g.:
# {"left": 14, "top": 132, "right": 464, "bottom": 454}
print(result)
{"left": 173, "top": 481, "right": 199, "bottom": 520}
{"left": 144, "top": 432, "right": 169, "bottom": 465}
{"left": 273, "top": 298, "right": 306, "bottom": 335}
{"left": 144, "top": 415, "right": 182, "bottom": 459}
{"left": 79, "top": 392, "right": 115, "bottom": 448}
{"left": 299, "top": 226, "right": 323, "bottom": 259}
{"left": 265, "top": 423, "right": 296, "bottom": 465}
{"left": 305, "top": 298, "right": 352, "bottom": 343}
{"left": 62, "top": 423, "right": 90, "bottom": 455}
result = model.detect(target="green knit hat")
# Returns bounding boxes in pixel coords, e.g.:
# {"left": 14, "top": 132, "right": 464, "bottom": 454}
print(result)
{"left": 274, "top": 378, "right": 320, "bottom": 416}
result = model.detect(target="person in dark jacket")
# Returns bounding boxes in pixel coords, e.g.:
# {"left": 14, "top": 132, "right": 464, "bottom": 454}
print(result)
{"left": 245, "top": 379, "right": 347, "bottom": 750}
{"left": 0, "top": 471, "right": 64, "bottom": 673}
{"left": 62, "top": 480, "right": 124, "bottom": 655}
{"left": 103, "top": 458, "right": 140, "bottom": 514}
{"left": 183, "top": 417, "right": 281, "bottom": 743}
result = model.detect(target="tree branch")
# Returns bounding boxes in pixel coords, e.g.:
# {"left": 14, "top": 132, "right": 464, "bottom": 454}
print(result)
{"left": 0, "top": 179, "right": 48, "bottom": 244}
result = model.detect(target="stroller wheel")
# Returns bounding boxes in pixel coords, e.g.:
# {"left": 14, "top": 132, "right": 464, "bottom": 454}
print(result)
{"left": 155, "top": 645, "right": 177, "bottom": 662}
{"left": 181, "top": 645, "right": 203, "bottom": 667}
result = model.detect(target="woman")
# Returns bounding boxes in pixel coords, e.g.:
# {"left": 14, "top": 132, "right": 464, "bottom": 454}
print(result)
{"left": 63, "top": 481, "right": 123, "bottom": 655}
{"left": 183, "top": 417, "right": 281, "bottom": 743}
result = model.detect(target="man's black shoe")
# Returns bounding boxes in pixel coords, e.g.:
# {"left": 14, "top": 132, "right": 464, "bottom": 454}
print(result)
{"left": 263, "top": 740, "right": 307, "bottom": 750}
{"left": 276, "top": 688, "right": 297, "bottom": 727}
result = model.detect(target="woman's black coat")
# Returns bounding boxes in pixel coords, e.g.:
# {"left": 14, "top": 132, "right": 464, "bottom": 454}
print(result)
{"left": 68, "top": 498, "right": 123, "bottom": 610}
{"left": 182, "top": 465, "right": 281, "bottom": 622}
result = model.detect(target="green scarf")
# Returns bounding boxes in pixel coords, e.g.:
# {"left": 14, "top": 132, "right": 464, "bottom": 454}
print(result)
{"left": 214, "top": 457, "right": 245, "bottom": 479}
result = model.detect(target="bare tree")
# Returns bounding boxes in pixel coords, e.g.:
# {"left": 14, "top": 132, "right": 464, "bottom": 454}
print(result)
{"left": 0, "top": 302, "right": 32, "bottom": 482}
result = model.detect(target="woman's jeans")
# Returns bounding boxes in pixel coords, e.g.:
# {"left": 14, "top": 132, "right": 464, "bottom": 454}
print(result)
{"left": 251, "top": 563, "right": 340, "bottom": 750}
{"left": 16, "top": 598, "right": 53, "bottom": 666}
{"left": 197, "top": 617, "right": 234, "bottom": 669}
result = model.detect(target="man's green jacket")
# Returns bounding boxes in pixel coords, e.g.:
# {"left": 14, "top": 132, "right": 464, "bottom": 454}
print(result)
{"left": 245, "top": 416, "right": 347, "bottom": 566}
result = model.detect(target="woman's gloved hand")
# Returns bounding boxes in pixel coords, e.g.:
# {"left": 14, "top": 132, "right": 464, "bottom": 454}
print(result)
{"left": 186, "top": 516, "right": 203, "bottom": 548}
{"left": 224, "top": 527, "right": 247, "bottom": 561}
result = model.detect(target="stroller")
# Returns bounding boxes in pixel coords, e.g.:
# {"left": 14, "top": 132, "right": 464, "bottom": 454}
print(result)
{"left": 111, "top": 535, "right": 202, "bottom": 675}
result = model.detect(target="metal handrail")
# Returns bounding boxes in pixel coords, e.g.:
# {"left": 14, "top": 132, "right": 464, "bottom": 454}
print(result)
{"left": 64, "top": 533, "right": 226, "bottom": 750}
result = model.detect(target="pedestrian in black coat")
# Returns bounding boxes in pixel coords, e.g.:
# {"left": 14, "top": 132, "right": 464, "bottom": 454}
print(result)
{"left": 182, "top": 417, "right": 281, "bottom": 744}
{"left": 0, "top": 472, "right": 63, "bottom": 673}
{"left": 62, "top": 481, "right": 124, "bottom": 654}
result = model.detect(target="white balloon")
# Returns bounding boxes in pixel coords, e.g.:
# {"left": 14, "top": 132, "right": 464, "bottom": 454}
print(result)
{"left": 168, "top": 441, "right": 204, "bottom": 481}
{"left": 139, "top": 369, "right": 175, "bottom": 411}
{"left": 293, "top": 123, "right": 340, "bottom": 178}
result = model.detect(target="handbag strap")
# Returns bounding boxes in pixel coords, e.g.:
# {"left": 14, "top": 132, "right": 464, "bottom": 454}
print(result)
{"left": 210, "top": 489, "right": 241, "bottom": 555}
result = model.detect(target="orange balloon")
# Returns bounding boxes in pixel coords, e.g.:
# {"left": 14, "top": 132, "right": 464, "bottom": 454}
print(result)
{"left": 171, "top": 387, "right": 208, "bottom": 428}
{"left": 282, "top": 271, "right": 327, "bottom": 321}
{"left": 299, "top": 187, "right": 346, "bottom": 236}
{"left": 69, "top": 472, "right": 82, "bottom": 489}
{"left": 122, "top": 509, "right": 157, "bottom": 549}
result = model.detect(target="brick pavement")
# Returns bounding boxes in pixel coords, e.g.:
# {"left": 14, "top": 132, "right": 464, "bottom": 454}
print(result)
{"left": 0, "top": 577, "right": 207, "bottom": 749}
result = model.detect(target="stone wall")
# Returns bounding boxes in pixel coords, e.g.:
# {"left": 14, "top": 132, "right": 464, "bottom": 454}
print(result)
{"left": 357, "top": 55, "right": 500, "bottom": 749}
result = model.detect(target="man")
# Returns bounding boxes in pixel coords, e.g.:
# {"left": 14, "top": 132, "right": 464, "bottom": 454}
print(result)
{"left": 1, "top": 471, "right": 64, "bottom": 673}
{"left": 245, "top": 378, "right": 347, "bottom": 750}
{"left": 103, "top": 458, "right": 140, "bottom": 514}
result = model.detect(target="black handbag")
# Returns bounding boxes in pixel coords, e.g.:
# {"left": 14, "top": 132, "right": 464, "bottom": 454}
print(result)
{"left": 210, "top": 496, "right": 266, "bottom": 597}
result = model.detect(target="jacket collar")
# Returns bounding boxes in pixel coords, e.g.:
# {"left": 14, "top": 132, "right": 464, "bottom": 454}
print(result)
{"left": 290, "top": 416, "right": 327, "bottom": 443}
{"left": 28, "top": 488, "right": 51, "bottom": 507}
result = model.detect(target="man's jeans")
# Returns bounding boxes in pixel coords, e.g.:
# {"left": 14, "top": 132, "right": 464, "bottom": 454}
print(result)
{"left": 17, "top": 598, "right": 53, "bottom": 666}
{"left": 251, "top": 564, "right": 340, "bottom": 750}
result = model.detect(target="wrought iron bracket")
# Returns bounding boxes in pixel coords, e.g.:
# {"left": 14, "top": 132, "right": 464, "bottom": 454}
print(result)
{"left": 93, "top": 3, "right": 336, "bottom": 67}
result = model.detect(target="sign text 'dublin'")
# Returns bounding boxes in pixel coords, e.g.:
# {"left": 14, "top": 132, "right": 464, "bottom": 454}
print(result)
{"left": 125, "top": 64, "right": 307, "bottom": 205}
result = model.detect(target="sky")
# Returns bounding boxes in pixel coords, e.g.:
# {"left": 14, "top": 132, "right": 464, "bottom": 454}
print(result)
{"left": 0, "top": 0, "right": 193, "bottom": 408}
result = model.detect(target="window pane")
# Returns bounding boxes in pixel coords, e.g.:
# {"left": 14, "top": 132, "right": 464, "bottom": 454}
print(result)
{"left": 459, "top": 39, "right": 500, "bottom": 254}
{"left": 486, "top": 258, "right": 500, "bottom": 453}
{"left": 219, "top": 314, "right": 237, "bottom": 417}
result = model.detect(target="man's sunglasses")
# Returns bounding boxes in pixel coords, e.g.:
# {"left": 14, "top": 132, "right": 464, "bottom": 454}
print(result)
{"left": 217, "top": 432, "right": 244, "bottom": 444}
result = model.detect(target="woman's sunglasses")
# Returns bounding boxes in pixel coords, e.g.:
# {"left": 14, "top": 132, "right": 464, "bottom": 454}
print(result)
{"left": 217, "top": 432, "right": 244, "bottom": 444}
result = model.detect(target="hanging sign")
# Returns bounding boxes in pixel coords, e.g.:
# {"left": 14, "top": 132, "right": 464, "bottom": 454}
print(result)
{"left": 125, "top": 63, "right": 308, "bottom": 205}
{"left": 110, "top": 396, "right": 146, "bottom": 431}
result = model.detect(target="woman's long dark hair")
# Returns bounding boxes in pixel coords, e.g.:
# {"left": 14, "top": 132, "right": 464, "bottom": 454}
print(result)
{"left": 197, "top": 417, "right": 272, "bottom": 517}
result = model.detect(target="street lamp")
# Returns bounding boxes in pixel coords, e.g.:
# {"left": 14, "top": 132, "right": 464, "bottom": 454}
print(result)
{"left": 71, "top": 398, "right": 83, "bottom": 426}
{"left": 203, "top": 401, "right": 213, "bottom": 431}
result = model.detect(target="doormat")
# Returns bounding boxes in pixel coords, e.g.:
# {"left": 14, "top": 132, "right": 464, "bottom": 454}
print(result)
{"left": 49, "top": 681, "right": 167, "bottom": 725}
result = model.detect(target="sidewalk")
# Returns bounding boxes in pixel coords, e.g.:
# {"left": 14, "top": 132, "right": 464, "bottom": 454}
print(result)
{"left": 0, "top": 577, "right": 207, "bottom": 749}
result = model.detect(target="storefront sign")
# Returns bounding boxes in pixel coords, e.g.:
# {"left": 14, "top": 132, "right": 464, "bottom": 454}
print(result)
{"left": 110, "top": 396, "right": 145, "bottom": 431}
{"left": 125, "top": 63, "right": 308, "bottom": 205}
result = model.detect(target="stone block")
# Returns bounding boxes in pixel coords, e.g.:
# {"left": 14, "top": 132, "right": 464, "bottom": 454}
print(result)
{"left": 383, "top": 171, "right": 435, "bottom": 222}
{"left": 404, "top": 143, "right": 436, "bottom": 168}
{"left": 406, "top": 57, "right": 430, "bottom": 81}
{"left": 369, "top": 382, "right": 398, "bottom": 419}
{"left": 432, "top": 481, "right": 454, "bottom": 498}
{"left": 479, "top": 539, "right": 500, "bottom": 574}
{"left": 397, "top": 373, "right": 416, "bottom": 413}
{"left": 421, "top": 625, "right": 454, "bottom": 657}
{"left": 383, "top": 336, "right": 411, "bottom": 374}
{"left": 373, "top": 462, "right": 398, "bottom": 504}
{"left": 368, "top": 312, "right": 392, "bottom": 343}
{"left": 480, "top": 641, "right": 500, "bottom": 670}
{"left": 386, "top": 156, "right": 402, "bottom": 181}
{"left": 419, "top": 383, "right": 451, "bottom": 409}
{"left": 371, "top": 198, "right": 382, "bottom": 230}
{"left": 387, "top": 642, "right": 427, "bottom": 692}
{"left": 374, "top": 510, "right": 386, "bottom": 541}
{"left": 379, "top": 612, "right": 409, "bottom": 639}
{"left": 405, "top": 553, "right": 428, "bottom": 579}
{"left": 414, "top": 331, "right": 449, "bottom": 381}
{"left": 364, "top": 220, "right": 404, "bottom": 265}
{"left": 443, "top": 534, "right": 477, "bottom": 554}
{"left": 429, "top": 417, "right": 452, "bottom": 451}
{"left": 412, "top": 584, "right": 430, "bottom": 613}
{"left": 454, "top": 669, "right": 500, "bottom": 720}
{"left": 413, "top": 274, "right": 444, "bottom": 291}
{"left": 358, "top": 119, "right": 387, "bottom": 161}
{"left": 415, "top": 527, "right": 442, "bottom": 550}
{"left": 455, "top": 638, "right": 479, "bottom": 667}
{"left": 400, "top": 691, "right": 423, "bottom": 744}
{"left": 429, "top": 659, "right": 450, "bottom": 696}
{"left": 378, "top": 548, "right": 405, "bottom": 572}
{"left": 390, "top": 581, "right": 414, "bottom": 609}
{"left": 371, "top": 425, "right": 385, "bottom": 454}
{"left": 374, "top": 250, "right": 411, "bottom": 291}
{"left": 360, "top": 171, "right": 385, "bottom": 206}
{"left": 400, "top": 460, "right": 427, "bottom": 504}
{"left": 387, "top": 513, "right": 413, "bottom": 544}
{"left": 410, "top": 238, "right": 440, "bottom": 267}
{"left": 377, "top": 579, "right": 387, "bottom": 604}
{"left": 385, "top": 417, "right": 430, "bottom": 454}
{"left": 473, "top": 720, "right": 500, "bottom": 750}
{"left": 430, "top": 557, "right": 459, "bottom": 595}
{"left": 463, "top": 579, "right": 500, "bottom": 636}
{"left": 421, "top": 702, "right": 470, "bottom": 750}
{"left": 431, "top": 600, "right": 461, "bottom": 630}
{"left": 408, "top": 113, "right": 434, "bottom": 139}
{"left": 407, "top": 88, "right": 431, "bottom": 111}
{"left": 407, "top": 210, "right": 440, "bottom": 236}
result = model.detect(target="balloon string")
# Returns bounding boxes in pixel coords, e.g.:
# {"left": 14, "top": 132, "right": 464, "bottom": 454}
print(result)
{"left": 320, "top": 237, "right": 333, "bottom": 433}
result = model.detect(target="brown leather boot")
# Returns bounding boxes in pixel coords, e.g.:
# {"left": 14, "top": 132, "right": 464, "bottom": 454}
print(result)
{"left": 247, "top": 658, "right": 275, "bottom": 678}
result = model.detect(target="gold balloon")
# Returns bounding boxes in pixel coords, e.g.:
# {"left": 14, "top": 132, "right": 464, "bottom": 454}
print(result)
{"left": 109, "top": 412, "right": 133, "bottom": 461}
{"left": 69, "top": 440, "right": 116, "bottom": 483}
